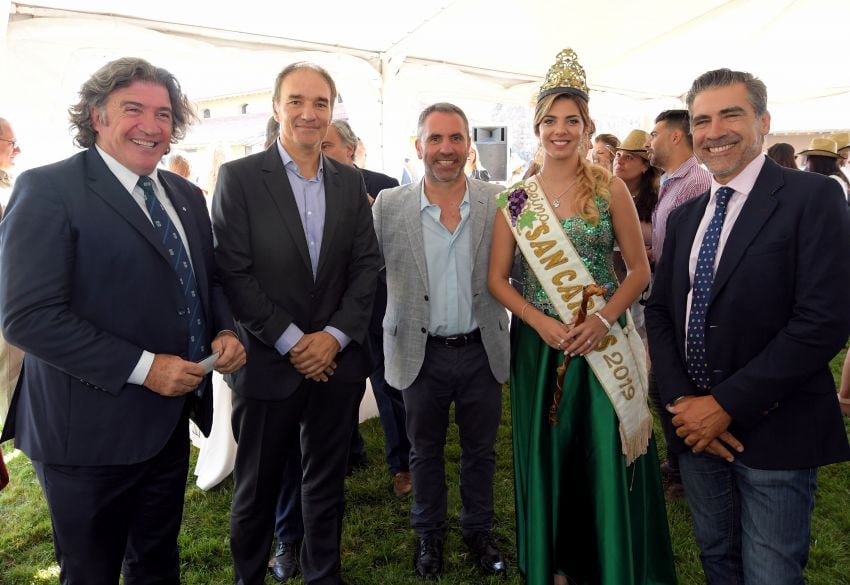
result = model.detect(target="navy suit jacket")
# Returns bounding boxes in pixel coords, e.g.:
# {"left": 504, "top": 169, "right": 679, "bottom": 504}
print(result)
{"left": 646, "top": 157, "right": 850, "bottom": 469}
{"left": 211, "top": 146, "right": 380, "bottom": 401}
{"left": 0, "top": 148, "right": 234, "bottom": 466}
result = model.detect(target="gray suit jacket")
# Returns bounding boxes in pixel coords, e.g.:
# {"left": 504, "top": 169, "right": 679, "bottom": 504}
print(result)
{"left": 372, "top": 178, "right": 509, "bottom": 390}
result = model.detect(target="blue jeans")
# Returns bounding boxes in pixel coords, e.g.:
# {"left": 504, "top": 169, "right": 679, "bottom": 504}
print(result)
{"left": 679, "top": 452, "right": 817, "bottom": 585}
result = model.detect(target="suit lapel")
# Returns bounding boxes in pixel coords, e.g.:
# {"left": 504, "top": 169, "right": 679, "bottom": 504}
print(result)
{"left": 404, "top": 181, "right": 430, "bottom": 289}
{"left": 710, "top": 161, "right": 781, "bottom": 303}
{"left": 84, "top": 148, "right": 173, "bottom": 266}
{"left": 317, "top": 155, "right": 341, "bottom": 279}
{"left": 261, "top": 145, "right": 312, "bottom": 275}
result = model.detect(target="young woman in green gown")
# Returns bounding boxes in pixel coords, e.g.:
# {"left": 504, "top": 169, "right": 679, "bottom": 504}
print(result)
{"left": 488, "top": 51, "right": 677, "bottom": 585}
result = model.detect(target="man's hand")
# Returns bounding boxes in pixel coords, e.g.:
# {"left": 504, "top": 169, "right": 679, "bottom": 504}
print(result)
{"left": 290, "top": 331, "right": 340, "bottom": 381}
{"left": 668, "top": 395, "right": 744, "bottom": 459}
{"left": 144, "top": 354, "right": 205, "bottom": 397}
{"left": 211, "top": 331, "right": 246, "bottom": 374}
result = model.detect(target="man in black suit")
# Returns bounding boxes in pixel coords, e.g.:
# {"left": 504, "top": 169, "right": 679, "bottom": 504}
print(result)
{"left": 320, "top": 119, "right": 411, "bottom": 495}
{"left": 212, "top": 63, "right": 379, "bottom": 585}
{"left": 0, "top": 57, "right": 245, "bottom": 584}
{"left": 320, "top": 120, "right": 400, "bottom": 200}
{"left": 646, "top": 68, "right": 850, "bottom": 585}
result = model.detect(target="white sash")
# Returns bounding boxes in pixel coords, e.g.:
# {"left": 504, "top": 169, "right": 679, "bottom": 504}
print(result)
{"left": 499, "top": 176, "right": 652, "bottom": 464}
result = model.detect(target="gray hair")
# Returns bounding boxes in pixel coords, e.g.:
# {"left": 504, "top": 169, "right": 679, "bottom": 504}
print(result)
{"left": 264, "top": 116, "right": 279, "bottom": 149}
{"left": 272, "top": 62, "right": 337, "bottom": 108}
{"left": 68, "top": 57, "right": 196, "bottom": 149}
{"left": 330, "top": 120, "right": 358, "bottom": 156}
{"left": 685, "top": 68, "right": 768, "bottom": 116}
{"left": 167, "top": 154, "right": 190, "bottom": 178}
{"left": 417, "top": 102, "right": 470, "bottom": 141}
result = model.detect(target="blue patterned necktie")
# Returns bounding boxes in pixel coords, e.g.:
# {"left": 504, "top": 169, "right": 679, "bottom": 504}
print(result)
{"left": 138, "top": 176, "right": 208, "bottom": 363}
{"left": 686, "top": 186, "right": 734, "bottom": 390}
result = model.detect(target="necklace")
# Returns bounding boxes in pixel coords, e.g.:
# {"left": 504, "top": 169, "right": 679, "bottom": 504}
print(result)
{"left": 536, "top": 172, "right": 578, "bottom": 208}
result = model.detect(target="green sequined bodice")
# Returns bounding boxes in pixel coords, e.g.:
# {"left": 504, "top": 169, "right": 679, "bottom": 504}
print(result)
{"left": 520, "top": 196, "right": 617, "bottom": 315}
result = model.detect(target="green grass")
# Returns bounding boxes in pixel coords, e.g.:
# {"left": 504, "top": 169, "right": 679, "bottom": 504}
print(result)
{"left": 2, "top": 349, "right": 849, "bottom": 584}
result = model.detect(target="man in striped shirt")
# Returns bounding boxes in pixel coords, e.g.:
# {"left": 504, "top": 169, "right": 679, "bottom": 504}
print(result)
{"left": 647, "top": 109, "right": 711, "bottom": 266}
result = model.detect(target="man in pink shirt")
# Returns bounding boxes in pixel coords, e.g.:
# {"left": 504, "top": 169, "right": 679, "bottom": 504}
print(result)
{"left": 646, "top": 110, "right": 711, "bottom": 266}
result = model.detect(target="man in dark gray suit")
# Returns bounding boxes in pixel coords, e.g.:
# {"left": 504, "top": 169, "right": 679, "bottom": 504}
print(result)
{"left": 212, "top": 62, "right": 379, "bottom": 585}
{"left": 372, "top": 103, "right": 510, "bottom": 580}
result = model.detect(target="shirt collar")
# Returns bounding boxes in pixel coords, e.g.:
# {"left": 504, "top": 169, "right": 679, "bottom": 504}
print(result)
{"left": 276, "top": 138, "right": 323, "bottom": 181}
{"left": 95, "top": 144, "right": 159, "bottom": 195}
{"left": 709, "top": 154, "right": 766, "bottom": 197}
{"left": 419, "top": 179, "right": 471, "bottom": 211}
{"left": 667, "top": 155, "right": 700, "bottom": 180}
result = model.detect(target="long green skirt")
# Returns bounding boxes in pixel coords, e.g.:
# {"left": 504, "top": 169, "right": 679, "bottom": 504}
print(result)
{"left": 511, "top": 322, "right": 677, "bottom": 585}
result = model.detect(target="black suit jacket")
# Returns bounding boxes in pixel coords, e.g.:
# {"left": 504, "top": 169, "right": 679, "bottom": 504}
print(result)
{"left": 0, "top": 148, "right": 234, "bottom": 465}
{"left": 646, "top": 157, "right": 850, "bottom": 469}
{"left": 361, "top": 168, "right": 399, "bottom": 343}
{"left": 212, "top": 145, "right": 379, "bottom": 400}
{"left": 359, "top": 167, "right": 399, "bottom": 200}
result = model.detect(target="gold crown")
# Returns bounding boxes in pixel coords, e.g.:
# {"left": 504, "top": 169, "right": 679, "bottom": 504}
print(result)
{"left": 538, "top": 48, "right": 589, "bottom": 103}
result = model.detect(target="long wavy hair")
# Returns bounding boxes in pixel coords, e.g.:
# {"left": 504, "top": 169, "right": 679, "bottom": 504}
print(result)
{"left": 69, "top": 57, "right": 196, "bottom": 149}
{"left": 632, "top": 157, "right": 660, "bottom": 223}
{"left": 534, "top": 93, "right": 610, "bottom": 225}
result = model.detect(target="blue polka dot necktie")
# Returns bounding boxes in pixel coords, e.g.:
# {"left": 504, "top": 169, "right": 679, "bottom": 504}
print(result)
{"left": 138, "top": 176, "right": 208, "bottom": 364}
{"left": 686, "top": 186, "right": 734, "bottom": 390}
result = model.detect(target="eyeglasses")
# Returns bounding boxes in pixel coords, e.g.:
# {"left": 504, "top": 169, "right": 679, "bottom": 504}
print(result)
{"left": 0, "top": 138, "right": 18, "bottom": 149}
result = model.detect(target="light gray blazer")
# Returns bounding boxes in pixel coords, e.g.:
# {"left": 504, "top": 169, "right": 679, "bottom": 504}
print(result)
{"left": 372, "top": 178, "right": 510, "bottom": 391}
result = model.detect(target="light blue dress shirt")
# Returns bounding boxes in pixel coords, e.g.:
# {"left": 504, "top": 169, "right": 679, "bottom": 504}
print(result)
{"left": 420, "top": 182, "right": 478, "bottom": 336}
{"left": 273, "top": 141, "right": 350, "bottom": 355}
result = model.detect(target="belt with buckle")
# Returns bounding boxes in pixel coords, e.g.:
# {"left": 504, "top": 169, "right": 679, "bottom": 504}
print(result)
{"left": 427, "top": 329, "right": 481, "bottom": 347}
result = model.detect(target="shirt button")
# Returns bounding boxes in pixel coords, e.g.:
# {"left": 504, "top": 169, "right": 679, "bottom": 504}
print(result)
{"left": 307, "top": 211, "right": 312, "bottom": 215}
{"left": 424, "top": 295, "right": 429, "bottom": 301}
{"left": 421, "top": 327, "right": 426, "bottom": 334}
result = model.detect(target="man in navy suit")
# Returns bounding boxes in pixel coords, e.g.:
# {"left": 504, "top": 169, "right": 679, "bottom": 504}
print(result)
{"left": 646, "top": 69, "right": 850, "bottom": 585}
{"left": 0, "top": 57, "right": 245, "bottom": 584}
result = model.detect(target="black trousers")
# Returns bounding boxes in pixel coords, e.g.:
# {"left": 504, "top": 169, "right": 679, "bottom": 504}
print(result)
{"left": 229, "top": 378, "right": 362, "bottom": 585}
{"left": 403, "top": 340, "right": 502, "bottom": 539}
{"left": 32, "top": 416, "right": 189, "bottom": 585}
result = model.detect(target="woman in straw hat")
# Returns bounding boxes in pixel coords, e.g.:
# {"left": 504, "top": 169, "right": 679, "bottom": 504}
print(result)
{"left": 612, "top": 129, "right": 660, "bottom": 339}
{"left": 798, "top": 137, "right": 849, "bottom": 202}
{"left": 488, "top": 49, "right": 676, "bottom": 585}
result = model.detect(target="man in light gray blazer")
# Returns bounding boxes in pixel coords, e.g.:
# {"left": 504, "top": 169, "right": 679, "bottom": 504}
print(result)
{"left": 372, "top": 103, "right": 510, "bottom": 581}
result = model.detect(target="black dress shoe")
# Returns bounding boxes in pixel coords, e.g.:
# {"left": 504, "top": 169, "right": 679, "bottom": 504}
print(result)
{"left": 413, "top": 535, "right": 443, "bottom": 580}
{"left": 464, "top": 532, "right": 508, "bottom": 577}
{"left": 268, "top": 541, "right": 299, "bottom": 582}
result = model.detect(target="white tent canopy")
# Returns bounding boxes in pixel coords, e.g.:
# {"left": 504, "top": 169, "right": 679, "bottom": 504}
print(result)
{"left": 3, "top": 0, "right": 849, "bottom": 178}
